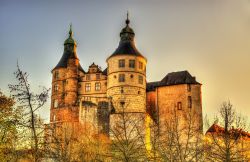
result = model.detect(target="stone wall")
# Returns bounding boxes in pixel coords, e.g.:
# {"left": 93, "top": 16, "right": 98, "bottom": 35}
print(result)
{"left": 107, "top": 55, "right": 147, "bottom": 113}
{"left": 151, "top": 84, "right": 203, "bottom": 133}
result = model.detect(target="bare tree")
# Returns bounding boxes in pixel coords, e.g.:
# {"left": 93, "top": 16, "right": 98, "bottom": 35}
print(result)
{"left": 205, "top": 101, "right": 250, "bottom": 162}
{"left": 109, "top": 100, "right": 148, "bottom": 162}
{"left": 147, "top": 107, "right": 204, "bottom": 162}
{"left": 8, "top": 63, "right": 50, "bottom": 161}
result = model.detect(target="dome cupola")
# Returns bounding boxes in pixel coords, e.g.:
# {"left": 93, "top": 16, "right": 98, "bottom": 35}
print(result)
{"left": 64, "top": 24, "right": 77, "bottom": 45}
{"left": 108, "top": 12, "right": 146, "bottom": 59}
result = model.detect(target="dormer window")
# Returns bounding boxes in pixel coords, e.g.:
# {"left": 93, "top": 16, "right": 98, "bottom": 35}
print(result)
{"left": 119, "top": 59, "right": 125, "bottom": 68}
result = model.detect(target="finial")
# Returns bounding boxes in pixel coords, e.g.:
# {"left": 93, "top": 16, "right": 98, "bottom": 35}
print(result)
{"left": 126, "top": 11, "right": 130, "bottom": 25}
{"left": 69, "top": 23, "right": 73, "bottom": 37}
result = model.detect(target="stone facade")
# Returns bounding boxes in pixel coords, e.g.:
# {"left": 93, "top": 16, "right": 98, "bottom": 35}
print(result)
{"left": 107, "top": 55, "right": 146, "bottom": 113}
{"left": 49, "top": 17, "right": 203, "bottom": 143}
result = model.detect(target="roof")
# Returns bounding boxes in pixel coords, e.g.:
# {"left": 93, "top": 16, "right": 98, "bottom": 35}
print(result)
{"left": 146, "top": 81, "right": 161, "bottom": 92}
{"left": 110, "top": 41, "right": 144, "bottom": 58}
{"left": 53, "top": 25, "right": 84, "bottom": 73}
{"left": 206, "top": 124, "right": 225, "bottom": 134}
{"left": 146, "top": 71, "right": 200, "bottom": 92}
{"left": 206, "top": 124, "right": 250, "bottom": 139}
{"left": 53, "top": 50, "right": 85, "bottom": 73}
{"left": 160, "top": 71, "right": 199, "bottom": 86}
{"left": 108, "top": 15, "right": 146, "bottom": 60}
{"left": 102, "top": 68, "right": 107, "bottom": 75}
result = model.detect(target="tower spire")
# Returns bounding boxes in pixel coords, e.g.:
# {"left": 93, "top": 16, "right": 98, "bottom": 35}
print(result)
{"left": 126, "top": 11, "right": 130, "bottom": 25}
{"left": 69, "top": 23, "right": 73, "bottom": 37}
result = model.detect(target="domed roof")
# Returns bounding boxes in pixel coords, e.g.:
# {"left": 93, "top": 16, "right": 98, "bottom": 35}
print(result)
{"left": 64, "top": 24, "right": 77, "bottom": 45}
{"left": 108, "top": 13, "right": 146, "bottom": 60}
{"left": 53, "top": 25, "right": 84, "bottom": 73}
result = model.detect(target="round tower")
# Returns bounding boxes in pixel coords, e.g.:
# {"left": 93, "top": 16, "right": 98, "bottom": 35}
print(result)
{"left": 50, "top": 25, "right": 84, "bottom": 122}
{"left": 107, "top": 14, "right": 147, "bottom": 113}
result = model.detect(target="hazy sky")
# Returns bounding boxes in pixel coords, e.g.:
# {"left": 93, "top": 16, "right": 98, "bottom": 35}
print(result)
{"left": 0, "top": 0, "right": 249, "bottom": 123}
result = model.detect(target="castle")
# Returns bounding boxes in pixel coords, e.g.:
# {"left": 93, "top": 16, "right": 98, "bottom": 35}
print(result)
{"left": 50, "top": 15, "right": 203, "bottom": 138}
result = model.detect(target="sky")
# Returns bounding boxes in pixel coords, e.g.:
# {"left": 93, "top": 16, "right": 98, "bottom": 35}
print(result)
{"left": 0, "top": 0, "right": 250, "bottom": 124}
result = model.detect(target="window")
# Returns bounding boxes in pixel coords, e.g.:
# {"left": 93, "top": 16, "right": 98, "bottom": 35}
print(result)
{"left": 139, "top": 61, "right": 143, "bottom": 70}
{"left": 121, "top": 87, "right": 124, "bottom": 93}
{"left": 138, "top": 75, "right": 143, "bottom": 84}
{"left": 130, "top": 74, "right": 134, "bottom": 78}
{"left": 119, "top": 59, "right": 125, "bottom": 68}
{"left": 54, "top": 100, "right": 58, "bottom": 108}
{"left": 86, "top": 75, "right": 90, "bottom": 80}
{"left": 63, "top": 80, "right": 66, "bottom": 91}
{"left": 85, "top": 83, "right": 91, "bottom": 92}
{"left": 119, "top": 74, "right": 125, "bottom": 82}
{"left": 95, "top": 82, "right": 101, "bottom": 91}
{"left": 187, "top": 84, "right": 191, "bottom": 92}
{"left": 129, "top": 60, "right": 135, "bottom": 68}
{"left": 54, "top": 84, "right": 59, "bottom": 92}
{"left": 54, "top": 71, "right": 59, "bottom": 79}
{"left": 177, "top": 102, "right": 182, "bottom": 110}
{"left": 96, "top": 74, "right": 100, "bottom": 80}
{"left": 188, "top": 96, "right": 192, "bottom": 108}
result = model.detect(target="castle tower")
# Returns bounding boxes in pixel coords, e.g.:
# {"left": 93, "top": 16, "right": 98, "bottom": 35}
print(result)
{"left": 107, "top": 14, "right": 147, "bottom": 113}
{"left": 50, "top": 25, "right": 84, "bottom": 123}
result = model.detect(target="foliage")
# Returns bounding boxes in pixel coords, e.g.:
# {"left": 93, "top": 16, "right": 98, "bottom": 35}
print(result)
{"left": 0, "top": 90, "right": 23, "bottom": 161}
{"left": 8, "top": 63, "right": 50, "bottom": 161}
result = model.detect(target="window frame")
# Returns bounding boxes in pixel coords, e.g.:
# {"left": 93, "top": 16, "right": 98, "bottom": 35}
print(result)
{"left": 86, "top": 74, "right": 91, "bottom": 80}
{"left": 54, "top": 71, "right": 59, "bottom": 79}
{"left": 85, "top": 83, "right": 91, "bottom": 92}
{"left": 54, "top": 84, "right": 59, "bottom": 92}
{"left": 139, "top": 61, "right": 143, "bottom": 70}
{"left": 96, "top": 74, "right": 101, "bottom": 80}
{"left": 95, "top": 82, "right": 101, "bottom": 91}
{"left": 187, "top": 84, "right": 191, "bottom": 92}
{"left": 177, "top": 102, "right": 182, "bottom": 110}
{"left": 119, "top": 74, "right": 125, "bottom": 82}
{"left": 119, "top": 59, "right": 125, "bottom": 68}
{"left": 188, "top": 96, "right": 192, "bottom": 108}
{"left": 54, "top": 99, "right": 58, "bottom": 108}
{"left": 129, "top": 59, "right": 135, "bottom": 68}
{"left": 138, "top": 75, "right": 143, "bottom": 84}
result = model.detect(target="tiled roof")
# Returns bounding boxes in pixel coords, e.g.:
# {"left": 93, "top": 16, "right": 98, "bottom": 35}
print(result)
{"left": 110, "top": 41, "right": 144, "bottom": 58}
{"left": 102, "top": 68, "right": 107, "bottom": 75}
{"left": 53, "top": 50, "right": 85, "bottom": 73}
{"left": 206, "top": 124, "right": 250, "bottom": 139}
{"left": 146, "top": 71, "right": 200, "bottom": 92}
